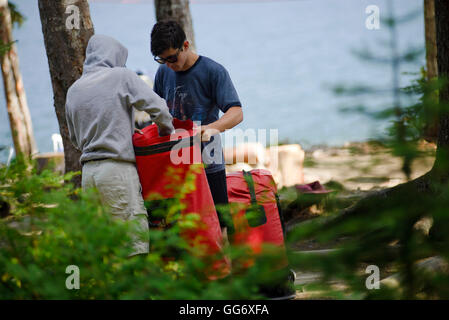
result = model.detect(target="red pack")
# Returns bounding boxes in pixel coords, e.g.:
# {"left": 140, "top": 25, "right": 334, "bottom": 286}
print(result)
{"left": 226, "top": 169, "right": 295, "bottom": 299}
{"left": 132, "top": 119, "right": 229, "bottom": 278}
{"left": 226, "top": 169, "right": 288, "bottom": 266}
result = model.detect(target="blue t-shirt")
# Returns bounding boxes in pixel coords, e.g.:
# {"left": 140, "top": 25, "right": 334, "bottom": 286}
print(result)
{"left": 153, "top": 56, "right": 242, "bottom": 174}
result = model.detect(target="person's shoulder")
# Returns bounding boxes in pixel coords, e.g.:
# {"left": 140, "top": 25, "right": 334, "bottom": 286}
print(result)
{"left": 118, "top": 67, "right": 139, "bottom": 75}
{"left": 200, "top": 56, "right": 227, "bottom": 72}
{"left": 67, "top": 77, "right": 83, "bottom": 97}
{"left": 109, "top": 67, "right": 137, "bottom": 81}
{"left": 113, "top": 67, "right": 155, "bottom": 85}
{"left": 155, "top": 64, "right": 172, "bottom": 75}
{"left": 199, "top": 56, "right": 229, "bottom": 81}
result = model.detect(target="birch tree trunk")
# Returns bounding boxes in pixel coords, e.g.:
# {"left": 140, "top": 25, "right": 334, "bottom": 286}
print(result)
{"left": 0, "top": 0, "right": 37, "bottom": 162}
{"left": 154, "top": 0, "right": 196, "bottom": 52}
{"left": 38, "top": 0, "right": 94, "bottom": 186}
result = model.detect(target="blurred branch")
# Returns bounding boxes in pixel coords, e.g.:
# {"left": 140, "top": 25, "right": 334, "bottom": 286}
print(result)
{"left": 8, "top": 1, "right": 25, "bottom": 28}
{"left": 351, "top": 47, "right": 425, "bottom": 65}
{"left": 381, "top": 8, "right": 422, "bottom": 26}
{"left": 0, "top": 39, "right": 15, "bottom": 57}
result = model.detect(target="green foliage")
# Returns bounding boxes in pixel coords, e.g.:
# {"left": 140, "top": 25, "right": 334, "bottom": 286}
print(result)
{"left": 0, "top": 40, "right": 14, "bottom": 58}
{"left": 0, "top": 160, "right": 289, "bottom": 299}
{"left": 287, "top": 178, "right": 449, "bottom": 299}
{"left": 8, "top": 1, "right": 25, "bottom": 28}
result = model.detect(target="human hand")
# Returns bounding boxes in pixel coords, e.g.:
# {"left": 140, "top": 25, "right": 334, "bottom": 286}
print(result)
{"left": 200, "top": 125, "right": 220, "bottom": 142}
{"left": 134, "top": 128, "right": 144, "bottom": 135}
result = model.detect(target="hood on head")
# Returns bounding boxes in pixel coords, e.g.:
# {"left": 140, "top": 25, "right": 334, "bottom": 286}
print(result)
{"left": 83, "top": 35, "right": 128, "bottom": 73}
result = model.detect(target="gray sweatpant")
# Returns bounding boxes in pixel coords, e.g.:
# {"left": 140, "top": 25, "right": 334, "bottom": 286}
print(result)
{"left": 81, "top": 159, "right": 149, "bottom": 256}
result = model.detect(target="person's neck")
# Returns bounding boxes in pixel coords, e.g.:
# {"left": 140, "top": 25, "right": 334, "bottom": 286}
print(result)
{"left": 181, "top": 52, "right": 199, "bottom": 72}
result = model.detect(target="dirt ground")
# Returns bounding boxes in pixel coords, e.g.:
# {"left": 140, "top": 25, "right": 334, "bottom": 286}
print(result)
{"left": 280, "top": 140, "right": 435, "bottom": 232}
{"left": 285, "top": 141, "right": 437, "bottom": 299}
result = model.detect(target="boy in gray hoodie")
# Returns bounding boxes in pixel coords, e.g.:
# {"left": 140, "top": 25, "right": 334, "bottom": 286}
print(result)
{"left": 65, "top": 35, "right": 175, "bottom": 256}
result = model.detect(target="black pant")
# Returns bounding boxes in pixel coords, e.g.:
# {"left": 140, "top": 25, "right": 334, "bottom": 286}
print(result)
{"left": 206, "top": 170, "right": 229, "bottom": 229}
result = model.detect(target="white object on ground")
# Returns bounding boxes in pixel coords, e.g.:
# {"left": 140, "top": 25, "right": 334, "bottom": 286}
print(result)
{"left": 52, "top": 133, "right": 64, "bottom": 153}
{"left": 6, "top": 146, "right": 14, "bottom": 167}
{"left": 267, "top": 144, "right": 305, "bottom": 188}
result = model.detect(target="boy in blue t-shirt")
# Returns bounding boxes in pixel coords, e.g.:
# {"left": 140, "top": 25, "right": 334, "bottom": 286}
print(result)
{"left": 150, "top": 20, "right": 243, "bottom": 235}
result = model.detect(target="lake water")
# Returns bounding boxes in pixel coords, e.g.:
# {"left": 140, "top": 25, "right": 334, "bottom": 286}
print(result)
{"left": 0, "top": 0, "right": 425, "bottom": 161}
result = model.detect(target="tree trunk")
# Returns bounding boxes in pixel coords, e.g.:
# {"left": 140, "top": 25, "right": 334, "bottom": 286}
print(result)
{"left": 433, "top": 0, "right": 449, "bottom": 175}
{"left": 38, "top": 0, "right": 94, "bottom": 187}
{"left": 154, "top": 0, "right": 196, "bottom": 52}
{"left": 425, "top": 0, "right": 438, "bottom": 80}
{"left": 423, "top": 0, "right": 439, "bottom": 143}
{"left": 0, "top": 0, "right": 37, "bottom": 162}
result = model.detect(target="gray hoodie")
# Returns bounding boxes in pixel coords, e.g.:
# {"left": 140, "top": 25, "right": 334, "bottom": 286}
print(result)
{"left": 65, "top": 35, "right": 174, "bottom": 164}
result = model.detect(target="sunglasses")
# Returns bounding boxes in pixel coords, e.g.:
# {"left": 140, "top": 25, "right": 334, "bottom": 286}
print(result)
{"left": 154, "top": 47, "right": 183, "bottom": 64}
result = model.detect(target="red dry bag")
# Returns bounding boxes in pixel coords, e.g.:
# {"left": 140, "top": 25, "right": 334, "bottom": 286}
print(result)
{"left": 133, "top": 119, "right": 228, "bottom": 278}
{"left": 226, "top": 169, "right": 287, "bottom": 252}
{"left": 226, "top": 169, "right": 295, "bottom": 298}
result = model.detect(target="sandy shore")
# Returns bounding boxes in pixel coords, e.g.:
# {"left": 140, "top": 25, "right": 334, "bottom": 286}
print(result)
{"left": 302, "top": 140, "right": 436, "bottom": 191}
{"left": 284, "top": 140, "right": 437, "bottom": 299}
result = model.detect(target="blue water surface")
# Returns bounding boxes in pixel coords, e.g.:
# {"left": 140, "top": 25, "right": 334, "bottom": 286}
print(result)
{"left": 0, "top": 0, "right": 425, "bottom": 161}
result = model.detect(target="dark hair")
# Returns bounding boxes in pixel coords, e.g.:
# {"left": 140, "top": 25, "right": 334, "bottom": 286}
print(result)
{"left": 150, "top": 20, "right": 186, "bottom": 57}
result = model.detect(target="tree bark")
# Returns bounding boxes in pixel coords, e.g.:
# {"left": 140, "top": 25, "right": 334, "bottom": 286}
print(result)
{"left": 38, "top": 0, "right": 94, "bottom": 187}
{"left": 0, "top": 0, "right": 37, "bottom": 162}
{"left": 425, "top": 0, "right": 438, "bottom": 80}
{"left": 154, "top": 0, "right": 196, "bottom": 52}
{"left": 423, "top": 0, "right": 439, "bottom": 143}
{"left": 433, "top": 0, "right": 449, "bottom": 175}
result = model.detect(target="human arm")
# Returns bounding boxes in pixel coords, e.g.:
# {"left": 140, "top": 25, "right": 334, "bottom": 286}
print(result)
{"left": 125, "top": 71, "right": 174, "bottom": 136}
{"left": 200, "top": 106, "right": 243, "bottom": 141}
